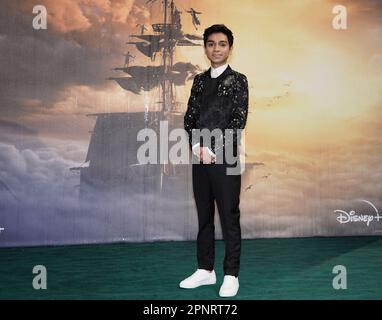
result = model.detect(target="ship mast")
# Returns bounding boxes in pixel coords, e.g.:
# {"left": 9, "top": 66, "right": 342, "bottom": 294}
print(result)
{"left": 161, "top": 0, "right": 168, "bottom": 118}
{"left": 160, "top": 0, "right": 175, "bottom": 117}
{"left": 156, "top": 0, "right": 178, "bottom": 185}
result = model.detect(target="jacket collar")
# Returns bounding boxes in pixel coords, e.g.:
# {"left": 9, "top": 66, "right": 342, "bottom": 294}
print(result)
{"left": 201, "top": 64, "right": 233, "bottom": 79}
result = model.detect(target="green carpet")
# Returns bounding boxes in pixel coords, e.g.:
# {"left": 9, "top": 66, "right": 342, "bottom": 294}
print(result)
{"left": 0, "top": 236, "right": 381, "bottom": 299}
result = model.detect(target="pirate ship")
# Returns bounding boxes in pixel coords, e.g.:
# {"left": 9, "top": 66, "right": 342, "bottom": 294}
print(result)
{"left": 70, "top": 0, "right": 204, "bottom": 202}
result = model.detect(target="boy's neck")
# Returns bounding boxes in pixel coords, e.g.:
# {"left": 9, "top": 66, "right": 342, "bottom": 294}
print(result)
{"left": 211, "top": 61, "right": 228, "bottom": 69}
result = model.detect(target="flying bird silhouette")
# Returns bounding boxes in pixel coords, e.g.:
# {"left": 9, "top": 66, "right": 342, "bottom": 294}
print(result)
{"left": 245, "top": 184, "right": 253, "bottom": 192}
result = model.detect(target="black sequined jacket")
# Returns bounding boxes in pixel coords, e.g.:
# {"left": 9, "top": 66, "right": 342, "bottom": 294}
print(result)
{"left": 184, "top": 64, "right": 249, "bottom": 157}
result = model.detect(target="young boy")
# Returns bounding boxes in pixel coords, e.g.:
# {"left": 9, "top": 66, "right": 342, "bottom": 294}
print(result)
{"left": 181, "top": 24, "right": 249, "bottom": 297}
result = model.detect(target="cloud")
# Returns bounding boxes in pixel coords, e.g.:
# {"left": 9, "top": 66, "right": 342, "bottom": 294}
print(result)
{"left": 0, "top": 120, "right": 197, "bottom": 247}
{"left": 1, "top": 114, "right": 382, "bottom": 247}
{"left": 240, "top": 116, "right": 382, "bottom": 238}
{"left": 0, "top": 134, "right": 199, "bottom": 247}
{"left": 15, "top": 0, "right": 136, "bottom": 34}
{"left": 0, "top": 0, "right": 152, "bottom": 122}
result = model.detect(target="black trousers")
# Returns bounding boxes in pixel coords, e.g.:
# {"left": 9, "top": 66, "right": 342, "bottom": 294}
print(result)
{"left": 192, "top": 160, "right": 242, "bottom": 277}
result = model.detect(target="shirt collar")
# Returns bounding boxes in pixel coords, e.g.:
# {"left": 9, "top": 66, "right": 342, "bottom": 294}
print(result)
{"left": 210, "top": 63, "right": 228, "bottom": 78}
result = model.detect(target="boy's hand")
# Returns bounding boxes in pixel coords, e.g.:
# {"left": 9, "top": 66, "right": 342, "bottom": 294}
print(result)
{"left": 192, "top": 144, "right": 216, "bottom": 164}
{"left": 200, "top": 147, "right": 216, "bottom": 164}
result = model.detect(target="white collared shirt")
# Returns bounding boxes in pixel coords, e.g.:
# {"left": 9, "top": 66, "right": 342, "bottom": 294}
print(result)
{"left": 210, "top": 63, "right": 228, "bottom": 78}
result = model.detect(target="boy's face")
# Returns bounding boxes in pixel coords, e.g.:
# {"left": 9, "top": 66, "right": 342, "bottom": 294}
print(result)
{"left": 204, "top": 32, "right": 232, "bottom": 67}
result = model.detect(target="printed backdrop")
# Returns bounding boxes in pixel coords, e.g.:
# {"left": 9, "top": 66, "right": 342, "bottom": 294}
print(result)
{"left": 1, "top": 0, "right": 382, "bottom": 247}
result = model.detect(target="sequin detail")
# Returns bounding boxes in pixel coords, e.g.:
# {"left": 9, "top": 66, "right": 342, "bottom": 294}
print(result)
{"left": 184, "top": 66, "right": 249, "bottom": 155}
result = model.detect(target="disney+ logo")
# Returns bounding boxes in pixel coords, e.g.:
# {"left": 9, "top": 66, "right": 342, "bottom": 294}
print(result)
{"left": 334, "top": 200, "right": 382, "bottom": 227}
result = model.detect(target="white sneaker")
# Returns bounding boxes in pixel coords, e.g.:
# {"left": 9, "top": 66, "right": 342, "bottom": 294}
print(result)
{"left": 219, "top": 275, "right": 239, "bottom": 297}
{"left": 179, "top": 269, "right": 216, "bottom": 289}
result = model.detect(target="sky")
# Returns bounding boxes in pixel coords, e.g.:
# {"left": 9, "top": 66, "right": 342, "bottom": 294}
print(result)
{"left": 0, "top": 0, "right": 381, "bottom": 147}
{"left": 0, "top": 0, "right": 381, "bottom": 245}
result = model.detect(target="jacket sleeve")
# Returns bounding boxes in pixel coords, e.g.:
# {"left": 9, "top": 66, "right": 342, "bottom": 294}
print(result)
{"left": 184, "top": 74, "right": 202, "bottom": 149}
{"left": 212, "top": 74, "right": 249, "bottom": 156}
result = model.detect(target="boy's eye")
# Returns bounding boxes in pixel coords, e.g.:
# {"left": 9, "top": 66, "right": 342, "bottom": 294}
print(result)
{"left": 208, "top": 43, "right": 226, "bottom": 47}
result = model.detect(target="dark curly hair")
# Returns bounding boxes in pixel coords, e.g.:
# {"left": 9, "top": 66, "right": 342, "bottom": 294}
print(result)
{"left": 203, "top": 24, "right": 234, "bottom": 48}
